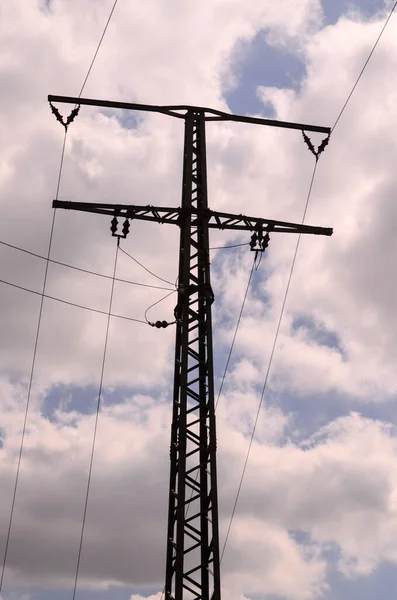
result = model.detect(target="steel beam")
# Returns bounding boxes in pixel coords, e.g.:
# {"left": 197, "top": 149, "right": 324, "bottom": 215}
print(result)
{"left": 52, "top": 201, "right": 333, "bottom": 237}
{"left": 48, "top": 94, "right": 331, "bottom": 134}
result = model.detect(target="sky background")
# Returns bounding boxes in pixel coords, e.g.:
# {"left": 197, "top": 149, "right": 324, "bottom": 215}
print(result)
{"left": 1, "top": 0, "right": 397, "bottom": 599}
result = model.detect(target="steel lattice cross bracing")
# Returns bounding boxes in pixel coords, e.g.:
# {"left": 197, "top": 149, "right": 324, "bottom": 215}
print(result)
{"left": 163, "top": 112, "right": 221, "bottom": 600}
{"left": 49, "top": 93, "right": 332, "bottom": 600}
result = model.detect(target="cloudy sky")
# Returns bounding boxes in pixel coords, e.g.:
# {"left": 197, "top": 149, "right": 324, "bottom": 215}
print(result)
{"left": 1, "top": 0, "right": 397, "bottom": 599}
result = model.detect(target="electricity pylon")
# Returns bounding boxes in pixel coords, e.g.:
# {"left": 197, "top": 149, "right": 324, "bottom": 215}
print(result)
{"left": 49, "top": 94, "right": 332, "bottom": 600}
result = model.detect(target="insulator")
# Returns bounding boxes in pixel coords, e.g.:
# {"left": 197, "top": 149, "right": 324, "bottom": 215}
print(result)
{"left": 110, "top": 217, "right": 118, "bottom": 235}
{"left": 122, "top": 219, "right": 130, "bottom": 237}
{"left": 249, "top": 233, "right": 257, "bottom": 251}
{"left": 154, "top": 320, "right": 170, "bottom": 329}
{"left": 262, "top": 232, "right": 270, "bottom": 249}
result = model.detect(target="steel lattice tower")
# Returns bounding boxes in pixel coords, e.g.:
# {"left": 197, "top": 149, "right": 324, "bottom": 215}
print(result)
{"left": 165, "top": 111, "right": 221, "bottom": 600}
{"left": 49, "top": 93, "right": 332, "bottom": 600}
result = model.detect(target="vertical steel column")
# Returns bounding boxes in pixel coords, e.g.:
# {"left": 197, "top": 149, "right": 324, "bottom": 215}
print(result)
{"left": 165, "top": 111, "right": 221, "bottom": 600}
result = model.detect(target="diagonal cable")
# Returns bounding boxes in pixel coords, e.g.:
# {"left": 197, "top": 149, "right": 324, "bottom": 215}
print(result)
{"left": 332, "top": 1, "right": 397, "bottom": 132}
{"left": 0, "top": 239, "right": 175, "bottom": 291}
{"left": 0, "top": 277, "right": 147, "bottom": 325}
{"left": 220, "top": 160, "right": 319, "bottom": 564}
{"left": 215, "top": 257, "right": 256, "bottom": 410}
{"left": 78, "top": 0, "right": 119, "bottom": 99}
{"left": 0, "top": 130, "right": 67, "bottom": 593}
{"left": 144, "top": 289, "right": 177, "bottom": 324}
{"left": 119, "top": 245, "right": 176, "bottom": 288}
{"left": 1, "top": 1, "right": 120, "bottom": 590}
{"left": 216, "top": 3, "right": 397, "bottom": 553}
{"left": 72, "top": 241, "right": 119, "bottom": 599}
{"left": 210, "top": 242, "right": 250, "bottom": 250}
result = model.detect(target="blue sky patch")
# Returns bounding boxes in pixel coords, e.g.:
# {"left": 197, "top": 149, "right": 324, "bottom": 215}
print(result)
{"left": 42, "top": 383, "right": 163, "bottom": 423}
{"left": 321, "top": 0, "right": 387, "bottom": 26}
{"left": 99, "top": 108, "right": 141, "bottom": 130}
{"left": 292, "top": 314, "right": 345, "bottom": 356}
{"left": 41, "top": 0, "right": 52, "bottom": 11}
{"left": 43, "top": 385, "right": 100, "bottom": 420}
{"left": 224, "top": 1, "right": 387, "bottom": 118}
{"left": 224, "top": 30, "right": 306, "bottom": 116}
{"left": 2, "top": 585, "right": 147, "bottom": 600}
{"left": 327, "top": 559, "right": 397, "bottom": 600}
{"left": 271, "top": 385, "right": 397, "bottom": 443}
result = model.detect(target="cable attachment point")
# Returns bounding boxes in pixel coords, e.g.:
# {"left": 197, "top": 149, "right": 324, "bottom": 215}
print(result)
{"left": 250, "top": 224, "right": 271, "bottom": 270}
{"left": 110, "top": 216, "right": 130, "bottom": 239}
{"left": 249, "top": 226, "right": 270, "bottom": 253}
{"left": 173, "top": 283, "right": 214, "bottom": 322}
{"left": 302, "top": 130, "right": 330, "bottom": 161}
{"left": 49, "top": 100, "right": 80, "bottom": 132}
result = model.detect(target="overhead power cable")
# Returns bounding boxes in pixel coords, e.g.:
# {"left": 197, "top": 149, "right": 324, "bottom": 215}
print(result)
{"left": 0, "top": 166, "right": 61, "bottom": 595}
{"left": 219, "top": 6, "right": 397, "bottom": 559}
{"left": 119, "top": 245, "right": 177, "bottom": 288}
{"left": 0, "top": 239, "right": 174, "bottom": 291}
{"left": 0, "top": 278, "right": 147, "bottom": 325}
{"left": 332, "top": 1, "right": 397, "bottom": 132}
{"left": 144, "top": 289, "right": 177, "bottom": 326}
{"left": 0, "top": 3, "right": 121, "bottom": 589}
{"left": 72, "top": 241, "right": 118, "bottom": 599}
{"left": 215, "top": 257, "right": 256, "bottom": 410}
{"left": 220, "top": 160, "right": 319, "bottom": 564}
{"left": 210, "top": 242, "right": 250, "bottom": 250}
{"left": 77, "top": 0, "right": 119, "bottom": 99}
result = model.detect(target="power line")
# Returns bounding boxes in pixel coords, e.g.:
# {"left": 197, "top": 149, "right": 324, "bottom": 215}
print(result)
{"left": 210, "top": 242, "right": 250, "bottom": 250}
{"left": 332, "top": 1, "right": 397, "bottom": 132}
{"left": 119, "top": 245, "right": 176, "bottom": 288}
{"left": 0, "top": 209, "right": 59, "bottom": 593}
{"left": 0, "top": 0, "right": 122, "bottom": 591}
{"left": 0, "top": 239, "right": 175, "bottom": 291}
{"left": 78, "top": 0, "right": 120, "bottom": 99}
{"left": 144, "top": 289, "right": 177, "bottom": 324}
{"left": 220, "top": 160, "right": 319, "bottom": 564}
{"left": 0, "top": 278, "right": 147, "bottom": 325}
{"left": 219, "top": 7, "right": 397, "bottom": 556}
{"left": 72, "top": 241, "right": 119, "bottom": 599}
{"left": 215, "top": 257, "right": 256, "bottom": 410}
{"left": 0, "top": 127, "right": 67, "bottom": 591}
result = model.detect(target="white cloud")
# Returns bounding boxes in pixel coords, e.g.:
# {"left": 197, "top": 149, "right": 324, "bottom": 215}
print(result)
{"left": 2, "top": 381, "right": 397, "bottom": 595}
{"left": 2, "top": 0, "right": 397, "bottom": 599}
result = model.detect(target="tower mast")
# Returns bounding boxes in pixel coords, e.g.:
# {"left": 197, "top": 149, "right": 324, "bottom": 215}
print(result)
{"left": 49, "top": 93, "right": 332, "bottom": 600}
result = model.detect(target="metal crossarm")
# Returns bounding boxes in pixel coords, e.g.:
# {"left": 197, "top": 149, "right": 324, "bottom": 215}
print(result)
{"left": 52, "top": 201, "right": 332, "bottom": 237}
{"left": 49, "top": 92, "right": 333, "bottom": 600}
{"left": 48, "top": 94, "right": 331, "bottom": 134}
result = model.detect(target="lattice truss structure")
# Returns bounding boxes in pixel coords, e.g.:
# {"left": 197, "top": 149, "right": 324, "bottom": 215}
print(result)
{"left": 49, "top": 94, "right": 332, "bottom": 600}
{"left": 164, "top": 112, "right": 221, "bottom": 600}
